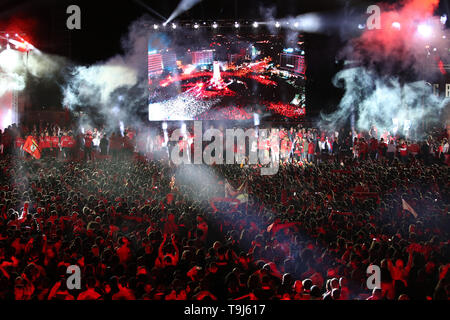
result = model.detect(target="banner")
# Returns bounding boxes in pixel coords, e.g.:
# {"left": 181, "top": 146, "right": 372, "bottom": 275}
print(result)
{"left": 210, "top": 198, "right": 241, "bottom": 213}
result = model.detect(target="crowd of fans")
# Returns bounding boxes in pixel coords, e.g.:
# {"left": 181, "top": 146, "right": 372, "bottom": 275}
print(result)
{"left": 0, "top": 121, "right": 449, "bottom": 300}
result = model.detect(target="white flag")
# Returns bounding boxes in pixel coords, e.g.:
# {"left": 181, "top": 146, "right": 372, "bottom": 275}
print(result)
{"left": 402, "top": 199, "right": 418, "bottom": 218}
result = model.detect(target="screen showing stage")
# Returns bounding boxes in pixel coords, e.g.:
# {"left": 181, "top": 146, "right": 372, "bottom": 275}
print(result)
{"left": 148, "top": 25, "right": 306, "bottom": 121}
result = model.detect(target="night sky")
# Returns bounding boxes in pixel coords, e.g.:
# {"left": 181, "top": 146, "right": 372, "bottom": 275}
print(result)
{"left": 0, "top": 0, "right": 449, "bottom": 114}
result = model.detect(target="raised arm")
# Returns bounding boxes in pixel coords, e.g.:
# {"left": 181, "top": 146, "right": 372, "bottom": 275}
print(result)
{"left": 171, "top": 234, "right": 179, "bottom": 265}
{"left": 405, "top": 251, "right": 413, "bottom": 273}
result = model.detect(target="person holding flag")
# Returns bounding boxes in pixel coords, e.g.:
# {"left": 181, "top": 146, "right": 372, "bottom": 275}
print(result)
{"left": 23, "top": 135, "right": 41, "bottom": 159}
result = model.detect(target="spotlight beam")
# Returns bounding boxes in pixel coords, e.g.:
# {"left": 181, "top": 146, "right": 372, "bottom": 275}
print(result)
{"left": 132, "top": 0, "right": 167, "bottom": 21}
{"left": 165, "top": 0, "right": 204, "bottom": 25}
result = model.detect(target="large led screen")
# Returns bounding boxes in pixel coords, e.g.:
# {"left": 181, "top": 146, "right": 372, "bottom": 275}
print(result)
{"left": 148, "top": 24, "right": 306, "bottom": 121}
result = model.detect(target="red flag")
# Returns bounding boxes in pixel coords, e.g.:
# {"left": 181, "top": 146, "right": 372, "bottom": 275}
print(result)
{"left": 23, "top": 136, "right": 41, "bottom": 159}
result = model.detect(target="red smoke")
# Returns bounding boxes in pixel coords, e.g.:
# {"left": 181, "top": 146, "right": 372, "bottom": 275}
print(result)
{"left": 0, "top": 16, "right": 38, "bottom": 43}
{"left": 353, "top": 0, "right": 440, "bottom": 62}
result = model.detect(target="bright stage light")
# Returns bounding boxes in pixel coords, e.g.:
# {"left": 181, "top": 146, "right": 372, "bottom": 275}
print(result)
{"left": 153, "top": 24, "right": 159, "bottom": 30}
{"left": 171, "top": 23, "right": 177, "bottom": 29}
{"left": 119, "top": 121, "right": 125, "bottom": 136}
{"left": 181, "top": 123, "right": 186, "bottom": 134}
{"left": 194, "top": 23, "right": 199, "bottom": 29}
{"left": 392, "top": 118, "right": 399, "bottom": 135}
{"left": 404, "top": 119, "right": 411, "bottom": 131}
{"left": 0, "top": 48, "right": 22, "bottom": 72}
{"left": 392, "top": 22, "right": 401, "bottom": 30}
{"left": 417, "top": 24, "right": 433, "bottom": 38}
{"left": 212, "top": 22, "right": 218, "bottom": 29}
{"left": 358, "top": 24, "right": 365, "bottom": 30}
{"left": 253, "top": 22, "right": 258, "bottom": 28}
{"left": 253, "top": 113, "right": 260, "bottom": 126}
{"left": 162, "top": 122, "right": 168, "bottom": 130}
{"left": 294, "top": 22, "right": 299, "bottom": 28}
{"left": 275, "top": 22, "right": 280, "bottom": 28}
{"left": 234, "top": 22, "right": 240, "bottom": 28}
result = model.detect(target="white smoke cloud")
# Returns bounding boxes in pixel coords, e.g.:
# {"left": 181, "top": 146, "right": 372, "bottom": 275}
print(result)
{"left": 26, "top": 53, "right": 67, "bottom": 79}
{"left": 63, "top": 62, "right": 138, "bottom": 107}
{"left": 322, "top": 67, "right": 448, "bottom": 135}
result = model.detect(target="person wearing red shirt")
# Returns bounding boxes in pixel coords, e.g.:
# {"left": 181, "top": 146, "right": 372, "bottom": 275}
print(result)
{"left": 378, "top": 138, "right": 388, "bottom": 161}
{"left": 60, "top": 132, "right": 73, "bottom": 159}
{"left": 51, "top": 131, "right": 60, "bottom": 158}
{"left": 279, "top": 128, "right": 287, "bottom": 141}
{"left": 408, "top": 141, "right": 420, "bottom": 161}
{"left": 84, "top": 132, "right": 93, "bottom": 161}
{"left": 293, "top": 137, "right": 302, "bottom": 162}
{"left": 280, "top": 137, "right": 290, "bottom": 163}
{"left": 39, "top": 133, "right": 48, "bottom": 158}
{"left": 122, "top": 133, "right": 134, "bottom": 159}
{"left": 67, "top": 134, "right": 75, "bottom": 158}
{"left": 44, "top": 132, "right": 53, "bottom": 156}
{"left": 359, "top": 138, "right": 368, "bottom": 161}
{"left": 399, "top": 140, "right": 408, "bottom": 163}
{"left": 109, "top": 132, "right": 121, "bottom": 160}
{"left": 15, "top": 134, "right": 25, "bottom": 158}
{"left": 369, "top": 137, "right": 378, "bottom": 160}
{"left": 307, "top": 139, "right": 315, "bottom": 163}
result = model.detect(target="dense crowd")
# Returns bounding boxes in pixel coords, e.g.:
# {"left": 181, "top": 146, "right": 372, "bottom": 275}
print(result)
{"left": 0, "top": 121, "right": 449, "bottom": 300}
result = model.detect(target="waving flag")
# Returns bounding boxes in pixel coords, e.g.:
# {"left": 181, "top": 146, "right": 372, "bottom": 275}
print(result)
{"left": 402, "top": 199, "right": 418, "bottom": 219}
{"left": 23, "top": 136, "right": 41, "bottom": 159}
